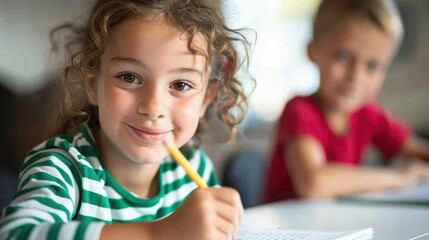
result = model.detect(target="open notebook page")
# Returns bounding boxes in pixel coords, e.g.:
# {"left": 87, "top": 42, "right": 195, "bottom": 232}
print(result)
{"left": 343, "top": 180, "right": 429, "bottom": 204}
{"left": 236, "top": 227, "right": 373, "bottom": 240}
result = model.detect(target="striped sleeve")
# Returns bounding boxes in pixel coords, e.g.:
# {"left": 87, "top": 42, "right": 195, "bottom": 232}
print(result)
{"left": 197, "top": 148, "right": 219, "bottom": 187}
{"left": 0, "top": 148, "right": 104, "bottom": 240}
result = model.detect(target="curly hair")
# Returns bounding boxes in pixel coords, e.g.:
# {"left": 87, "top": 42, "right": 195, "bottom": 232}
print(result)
{"left": 50, "top": 0, "right": 253, "bottom": 142}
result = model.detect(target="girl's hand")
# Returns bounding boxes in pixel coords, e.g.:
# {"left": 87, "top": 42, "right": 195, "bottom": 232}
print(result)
{"left": 153, "top": 187, "right": 243, "bottom": 240}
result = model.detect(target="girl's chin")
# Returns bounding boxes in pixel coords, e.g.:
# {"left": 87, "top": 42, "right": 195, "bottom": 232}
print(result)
{"left": 127, "top": 150, "right": 169, "bottom": 164}
{"left": 130, "top": 158, "right": 165, "bottom": 165}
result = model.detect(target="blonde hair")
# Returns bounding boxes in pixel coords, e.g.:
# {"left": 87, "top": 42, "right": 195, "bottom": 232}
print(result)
{"left": 312, "top": 0, "right": 403, "bottom": 50}
{"left": 50, "top": 0, "right": 253, "bottom": 142}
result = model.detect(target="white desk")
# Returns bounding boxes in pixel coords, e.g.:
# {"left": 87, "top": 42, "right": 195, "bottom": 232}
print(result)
{"left": 241, "top": 200, "right": 429, "bottom": 240}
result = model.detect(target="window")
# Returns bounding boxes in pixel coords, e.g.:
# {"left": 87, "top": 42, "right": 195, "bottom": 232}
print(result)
{"left": 224, "top": 0, "right": 321, "bottom": 122}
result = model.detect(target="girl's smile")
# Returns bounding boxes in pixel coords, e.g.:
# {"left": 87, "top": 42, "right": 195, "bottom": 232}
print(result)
{"left": 126, "top": 124, "right": 172, "bottom": 144}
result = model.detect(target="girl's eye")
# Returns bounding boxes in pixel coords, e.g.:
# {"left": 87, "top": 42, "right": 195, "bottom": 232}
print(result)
{"left": 118, "top": 73, "right": 141, "bottom": 84}
{"left": 171, "top": 82, "right": 191, "bottom": 91}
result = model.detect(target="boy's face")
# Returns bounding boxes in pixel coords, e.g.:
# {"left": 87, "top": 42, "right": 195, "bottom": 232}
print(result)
{"left": 308, "top": 18, "right": 395, "bottom": 112}
{"left": 86, "top": 17, "right": 215, "bottom": 165}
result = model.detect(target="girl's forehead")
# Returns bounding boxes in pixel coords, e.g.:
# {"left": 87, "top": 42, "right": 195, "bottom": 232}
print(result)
{"left": 108, "top": 17, "right": 209, "bottom": 64}
{"left": 109, "top": 16, "right": 209, "bottom": 53}
{"left": 101, "top": 17, "right": 210, "bottom": 73}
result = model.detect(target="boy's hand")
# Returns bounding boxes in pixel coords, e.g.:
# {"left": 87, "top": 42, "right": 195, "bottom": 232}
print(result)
{"left": 395, "top": 159, "right": 429, "bottom": 188}
{"left": 154, "top": 187, "right": 243, "bottom": 240}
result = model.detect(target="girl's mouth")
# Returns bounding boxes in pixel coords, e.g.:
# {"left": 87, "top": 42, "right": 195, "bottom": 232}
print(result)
{"left": 128, "top": 125, "right": 170, "bottom": 143}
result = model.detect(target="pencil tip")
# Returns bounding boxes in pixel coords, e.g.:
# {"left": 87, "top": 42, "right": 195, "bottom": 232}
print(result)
{"left": 163, "top": 132, "right": 174, "bottom": 146}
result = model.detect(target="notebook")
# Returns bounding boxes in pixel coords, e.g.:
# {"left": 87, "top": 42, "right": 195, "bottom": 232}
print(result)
{"left": 236, "top": 227, "right": 373, "bottom": 240}
{"left": 342, "top": 181, "right": 429, "bottom": 205}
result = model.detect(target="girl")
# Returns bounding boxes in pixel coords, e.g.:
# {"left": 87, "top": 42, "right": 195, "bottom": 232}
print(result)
{"left": 265, "top": 0, "right": 429, "bottom": 202}
{"left": 0, "top": 0, "right": 253, "bottom": 239}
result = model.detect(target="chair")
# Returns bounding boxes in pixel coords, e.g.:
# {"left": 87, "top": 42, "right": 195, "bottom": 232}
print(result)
{"left": 222, "top": 150, "right": 266, "bottom": 208}
{"left": 0, "top": 173, "right": 18, "bottom": 210}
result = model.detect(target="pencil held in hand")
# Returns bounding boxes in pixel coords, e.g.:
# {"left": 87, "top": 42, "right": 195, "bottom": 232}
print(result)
{"left": 163, "top": 138, "right": 208, "bottom": 189}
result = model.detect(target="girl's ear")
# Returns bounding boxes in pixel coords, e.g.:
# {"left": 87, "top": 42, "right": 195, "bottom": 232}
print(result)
{"left": 85, "top": 78, "right": 98, "bottom": 106}
{"left": 199, "top": 81, "right": 218, "bottom": 118}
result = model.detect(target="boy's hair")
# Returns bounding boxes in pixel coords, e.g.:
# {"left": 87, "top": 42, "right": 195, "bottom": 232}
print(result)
{"left": 312, "top": 0, "right": 403, "bottom": 50}
{"left": 50, "top": 0, "right": 253, "bottom": 142}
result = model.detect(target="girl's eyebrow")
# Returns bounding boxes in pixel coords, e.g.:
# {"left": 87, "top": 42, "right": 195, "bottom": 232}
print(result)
{"left": 110, "top": 56, "right": 202, "bottom": 75}
{"left": 167, "top": 67, "right": 202, "bottom": 76}
{"left": 110, "top": 56, "right": 145, "bottom": 67}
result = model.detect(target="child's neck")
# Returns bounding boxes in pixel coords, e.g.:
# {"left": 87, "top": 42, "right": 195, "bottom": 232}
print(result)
{"left": 324, "top": 110, "right": 349, "bottom": 136}
{"left": 313, "top": 96, "right": 350, "bottom": 136}
{"left": 111, "top": 164, "right": 160, "bottom": 198}
{"left": 95, "top": 132, "right": 160, "bottom": 198}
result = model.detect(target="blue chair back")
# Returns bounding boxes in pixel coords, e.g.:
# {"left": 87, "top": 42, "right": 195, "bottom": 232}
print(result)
{"left": 222, "top": 150, "right": 266, "bottom": 208}
{"left": 0, "top": 174, "right": 18, "bottom": 210}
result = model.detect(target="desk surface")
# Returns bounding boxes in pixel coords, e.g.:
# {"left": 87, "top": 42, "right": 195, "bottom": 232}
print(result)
{"left": 241, "top": 200, "right": 429, "bottom": 240}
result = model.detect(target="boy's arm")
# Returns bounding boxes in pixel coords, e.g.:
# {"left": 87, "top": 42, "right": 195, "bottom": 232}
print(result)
{"left": 400, "top": 135, "right": 429, "bottom": 161}
{"left": 286, "top": 135, "right": 425, "bottom": 199}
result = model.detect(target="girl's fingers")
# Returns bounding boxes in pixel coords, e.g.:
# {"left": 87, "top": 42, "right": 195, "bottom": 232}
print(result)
{"left": 189, "top": 188, "right": 243, "bottom": 239}
{"left": 211, "top": 187, "right": 243, "bottom": 214}
{"left": 214, "top": 199, "right": 241, "bottom": 234}
{"left": 214, "top": 211, "right": 237, "bottom": 237}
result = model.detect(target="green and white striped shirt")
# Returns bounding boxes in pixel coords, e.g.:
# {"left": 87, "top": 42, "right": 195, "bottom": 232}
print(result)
{"left": 0, "top": 125, "right": 218, "bottom": 240}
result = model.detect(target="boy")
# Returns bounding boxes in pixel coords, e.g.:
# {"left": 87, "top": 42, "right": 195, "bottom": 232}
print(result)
{"left": 265, "top": 0, "right": 429, "bottom": 202}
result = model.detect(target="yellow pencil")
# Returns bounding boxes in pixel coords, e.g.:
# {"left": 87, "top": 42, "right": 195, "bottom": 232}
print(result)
{"left": 164, "top": 139, "right": 208, "bottom": 189}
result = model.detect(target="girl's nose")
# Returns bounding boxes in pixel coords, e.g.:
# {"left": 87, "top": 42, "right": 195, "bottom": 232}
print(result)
{"left": 136, "top": 88, "right": 166, "bottom": 121}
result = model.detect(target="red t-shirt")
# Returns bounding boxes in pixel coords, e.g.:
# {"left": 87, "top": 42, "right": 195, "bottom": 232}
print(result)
{"left": 264, "top": 96, "right": 410, "bottom": 203}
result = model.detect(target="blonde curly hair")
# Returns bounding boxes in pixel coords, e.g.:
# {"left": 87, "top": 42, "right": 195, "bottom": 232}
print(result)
{"left": 50, "top": 0, "right": 253, "bottom": 142}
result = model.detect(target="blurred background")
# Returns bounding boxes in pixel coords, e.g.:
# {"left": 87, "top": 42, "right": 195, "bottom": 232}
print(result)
{"left": 1, "top": 0, "right": 428, "bottom": 190}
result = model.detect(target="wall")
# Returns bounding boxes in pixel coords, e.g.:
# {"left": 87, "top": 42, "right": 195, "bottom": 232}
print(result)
{"left": 379, "top": 0, "right": 429, "bottom": 134}
{"left": 0, "top": 0, "right": 93, "bottom": 94}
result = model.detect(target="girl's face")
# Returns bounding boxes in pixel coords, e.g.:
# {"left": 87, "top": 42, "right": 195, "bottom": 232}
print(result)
{"left": 308, "top": 18, "right": 395, "bottom": 113}
{"left": 86, "top": 17, "right": 215, "bottom": 165}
